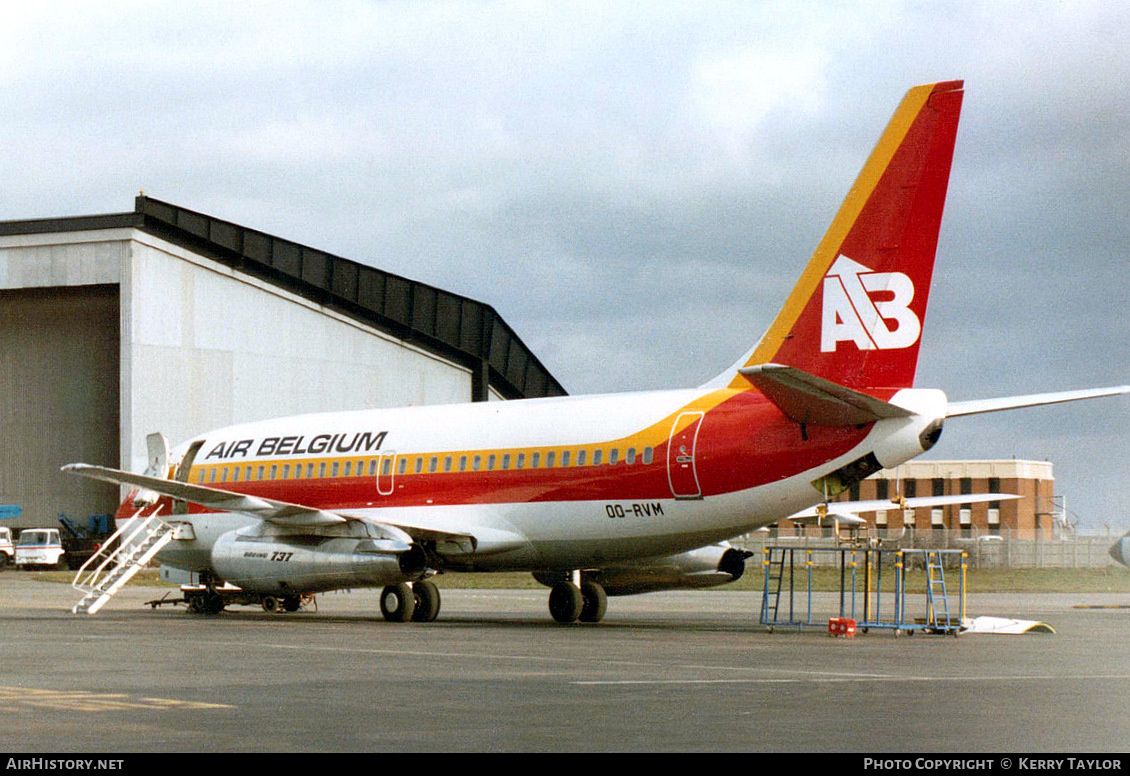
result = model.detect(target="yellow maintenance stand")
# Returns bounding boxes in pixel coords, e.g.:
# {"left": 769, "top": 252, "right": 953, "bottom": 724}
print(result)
{"left": 760, "top": 546, "right": 967, "bottom": 636}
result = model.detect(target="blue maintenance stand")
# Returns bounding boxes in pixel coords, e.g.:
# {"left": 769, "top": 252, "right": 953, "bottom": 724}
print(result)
{"left": 760, "top": 546, "right": 966, "bottom": 636}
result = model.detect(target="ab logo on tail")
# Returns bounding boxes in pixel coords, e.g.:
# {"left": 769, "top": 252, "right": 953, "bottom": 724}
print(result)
{"left": 820, "top": 255, "right": 921, "bottom": 353}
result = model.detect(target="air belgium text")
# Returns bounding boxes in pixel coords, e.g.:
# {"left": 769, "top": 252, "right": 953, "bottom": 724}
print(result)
{"left": 203, "top": 431, "right": 388, "bottom": 461}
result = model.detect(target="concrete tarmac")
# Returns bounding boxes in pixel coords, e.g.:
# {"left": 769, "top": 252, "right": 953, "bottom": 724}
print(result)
{"left": 1, "top": 575, "right": 1128, "bottom": 753}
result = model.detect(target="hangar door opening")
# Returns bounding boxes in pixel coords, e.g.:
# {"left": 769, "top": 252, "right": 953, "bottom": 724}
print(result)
{"left": 0, "top": 285, "right": 120, "bottom": 528}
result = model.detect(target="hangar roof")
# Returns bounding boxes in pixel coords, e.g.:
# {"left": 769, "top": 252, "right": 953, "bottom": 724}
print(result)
{"left": 0, "top": 196, "right": 567, "bottom": 401}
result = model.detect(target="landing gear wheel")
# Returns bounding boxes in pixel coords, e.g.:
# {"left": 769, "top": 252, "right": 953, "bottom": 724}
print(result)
{"left": 548, "top": 581, "right": 583, "bottom": 623}
{"left": 188, "top": 591, "right": 225, "bottom": 615}
{"left": 202, "top": 591, "right": 225, "bottom": 615}
{"left": 262, "top": 596, "right": 280, "bottom": 613}
{"left": 282, "top": 595, "right": 302, "bottom": 612}
{"left": 411, "top": 580, "right": 441, "bottom": 622}
{"left": 380, "top": 583, "right": 416, "bottom": 622}
{"left": 579, "top": 581, "right": 607, "bottom": 623}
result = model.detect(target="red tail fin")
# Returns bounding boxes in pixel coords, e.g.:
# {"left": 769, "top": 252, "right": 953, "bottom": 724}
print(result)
{"left": 727, "top": 80, "right": 964, "bottom": 392}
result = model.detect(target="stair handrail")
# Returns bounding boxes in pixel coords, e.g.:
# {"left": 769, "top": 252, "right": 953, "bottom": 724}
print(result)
{"left": 72, "top": 507, "right": 170, "bottom": 593}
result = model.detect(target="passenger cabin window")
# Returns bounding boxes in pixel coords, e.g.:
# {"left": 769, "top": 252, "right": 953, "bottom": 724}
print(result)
{"left": 576, "top": 450, "right": 586, "bottom": 466}
{"left": 642, "top": 447, "right": 653, "bottom": 465}
{"left": 545, "top": 452, "right": 555, "bottom": 468}
{"left": 516, "top": 453, "right": 525, "bottom": 469}
{"left": 626, "top": 448, "right": 637, "bottom": 465}
{"left": 501, "top": 453, "right": 511, "bottom": 470}
{"left": 592, "top": 450, "right": 603, "bottom": 466}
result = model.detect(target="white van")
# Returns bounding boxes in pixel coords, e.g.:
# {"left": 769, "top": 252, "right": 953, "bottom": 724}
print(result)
{"left": 15, "top": 528, "right": 67, "bottom": 570}
{"left": 0, "top": 527, "right": 14, "bottom": 569}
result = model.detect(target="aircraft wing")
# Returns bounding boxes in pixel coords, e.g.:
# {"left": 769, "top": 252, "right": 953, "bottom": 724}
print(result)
{"left": 61, "top": 463, "right": 485, "bottom": 551}
{"left": 785, "top": 492, "right": 1020, "bottom": 525}
{"left": 946, "top": 386, "right": 1130, "bottom": 417}
{"left": 739, "top": 364, "right": 913, "bottom": 426}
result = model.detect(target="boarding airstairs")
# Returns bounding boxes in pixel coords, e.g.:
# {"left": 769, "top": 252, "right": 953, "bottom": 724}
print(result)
{"left": 71, "top": 512, "right": 175, "bottom": 615}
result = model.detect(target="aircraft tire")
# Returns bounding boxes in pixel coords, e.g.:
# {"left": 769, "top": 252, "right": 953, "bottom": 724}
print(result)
{"left": 548, "top": 581, "right": 583, "bottom": 623}
{"left": 380, "top": 583, "right": 416, "bottom": 623}
{"left": 578, "top": 581, "right": 607, "bottom": 623}
{"left": 202, "top": 592, "right": 226, "bottom": 615}
{"left": 282, "top": 595, "right": 302, "bottom": 612}
{"left": 411, "top": 580, "right": 441, "bottom": 622}
{"left": 261, "top": 596, "right": 280, "bottom": 613}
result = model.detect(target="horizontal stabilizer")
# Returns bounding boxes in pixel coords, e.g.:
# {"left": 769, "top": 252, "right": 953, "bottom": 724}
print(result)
{"left": 740, "top": 364, "right": 913, "bottom": 426}
{"left": 947, "top": 386, "right": 1130, "bottom": 417}
{"left": 786, "top": 492, "right": 1019, "bottom": 525}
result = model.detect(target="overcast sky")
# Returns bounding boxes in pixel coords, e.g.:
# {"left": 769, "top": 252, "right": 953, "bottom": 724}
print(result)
{"left": 3, "top": 1, "right": 1128, "bottom": 529}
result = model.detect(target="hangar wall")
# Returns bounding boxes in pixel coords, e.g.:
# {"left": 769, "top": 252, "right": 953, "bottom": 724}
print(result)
{"left": 0, "top": 227, "right": 477, "bottom": 525}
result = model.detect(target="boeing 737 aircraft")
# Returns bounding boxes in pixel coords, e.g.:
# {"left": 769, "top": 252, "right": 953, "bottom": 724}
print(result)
{"left": 66, "top": 81, "right": 1128, "bottom": 622}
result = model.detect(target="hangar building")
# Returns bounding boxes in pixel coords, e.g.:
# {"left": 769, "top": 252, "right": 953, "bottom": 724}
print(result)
{"left": 0, "top": 196, "right": 565, "bottom": 528}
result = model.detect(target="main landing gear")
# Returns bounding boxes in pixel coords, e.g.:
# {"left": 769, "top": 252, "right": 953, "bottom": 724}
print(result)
{"left": 548, "top": 579, "right": 607, "bottom": 624}
{"left": 380, "top": 580, "right": 441, "bottom": 623}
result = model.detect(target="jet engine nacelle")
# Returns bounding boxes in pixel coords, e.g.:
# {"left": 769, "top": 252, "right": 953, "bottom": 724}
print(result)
{"left": 211, "top": 531, "right": 426, "bottom": 595}
{"left": 534, "top": 542, "right": 752, "bottom": 597}
{"left": 1110, "top": 531, "right": 1130, "bottom": 568}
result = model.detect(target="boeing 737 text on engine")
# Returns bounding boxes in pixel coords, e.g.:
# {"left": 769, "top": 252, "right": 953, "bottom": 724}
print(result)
{"left": 66, "top": 81, "right": 1128, "bottom": 623}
